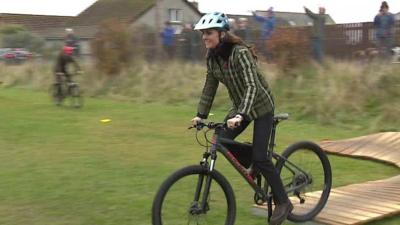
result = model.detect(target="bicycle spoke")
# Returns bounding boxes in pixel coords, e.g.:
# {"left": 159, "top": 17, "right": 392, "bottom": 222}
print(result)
{"left": 277, "top": 142, "right": 331, "bottom": 221}
{"left": 160, "top": 173, "right": 229, "bottom": 225}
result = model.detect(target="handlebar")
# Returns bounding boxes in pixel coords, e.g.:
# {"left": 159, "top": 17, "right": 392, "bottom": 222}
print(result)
{"left": 189, "top": 122, "right": 226, "bottom": 131}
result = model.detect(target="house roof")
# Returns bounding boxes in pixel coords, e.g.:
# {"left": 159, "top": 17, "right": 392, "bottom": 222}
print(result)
{"left": 0, "top": 13, "right": 73, "bottom": 36}
{"left": 40, "top": 26, "right": 100, "bottom": 39}
{"left": 70, "top": 0, "right": 201, "bottom": 27}
{"left": 65, "top": 0, "right": 202, "bottom": 37}
{"left": 69, "top": 0, "right": 155, "bottom": 26}
{"left": 229, "top": 11, "right": 335, "bottom": 28}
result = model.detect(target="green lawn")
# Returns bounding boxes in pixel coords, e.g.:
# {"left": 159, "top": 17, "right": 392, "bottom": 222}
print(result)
{"left": 0, "top": 88, "right": 399, "bottom": 225}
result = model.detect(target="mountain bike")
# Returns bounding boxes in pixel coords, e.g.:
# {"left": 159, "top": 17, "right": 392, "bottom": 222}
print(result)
{"left": 50, "top": 72, "right": 83, "bottom": 108}
{"left": 152, "top": 113, "right": 332, "bottom": 225}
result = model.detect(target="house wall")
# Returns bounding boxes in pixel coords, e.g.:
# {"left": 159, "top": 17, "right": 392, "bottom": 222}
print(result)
{"left": 132, "top": 0, "right": 201, "bottom": 33}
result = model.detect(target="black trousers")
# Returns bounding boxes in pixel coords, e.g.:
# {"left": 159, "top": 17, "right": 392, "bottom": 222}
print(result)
{"left": 220, "top": 111, "right": 289, "bottom": 204}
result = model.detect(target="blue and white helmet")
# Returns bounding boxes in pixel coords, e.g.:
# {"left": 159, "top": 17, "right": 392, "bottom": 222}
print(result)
{"left": 194, "top": 12, "right": 230, "bottom": 31}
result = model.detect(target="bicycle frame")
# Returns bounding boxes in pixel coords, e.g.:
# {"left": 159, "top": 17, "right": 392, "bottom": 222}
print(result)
{"left": 196, "top": 120, "right": 311, "bottom": 212}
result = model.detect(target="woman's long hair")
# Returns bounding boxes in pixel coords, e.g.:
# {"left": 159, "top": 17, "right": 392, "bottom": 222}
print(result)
{"left": 206, "top": 30, "right": 258, "bottom": 61}
{"left": 223, "top": 31, "right": 258, "bottom": 61}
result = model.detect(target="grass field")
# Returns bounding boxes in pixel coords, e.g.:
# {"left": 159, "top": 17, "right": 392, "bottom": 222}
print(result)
{"left": 0, "top": 88, "right": 399, "bottom": 225}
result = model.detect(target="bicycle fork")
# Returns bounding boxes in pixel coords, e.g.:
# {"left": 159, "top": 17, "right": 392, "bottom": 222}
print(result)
{"left": 191, "top": 151, "right": 216, "bottom": 215}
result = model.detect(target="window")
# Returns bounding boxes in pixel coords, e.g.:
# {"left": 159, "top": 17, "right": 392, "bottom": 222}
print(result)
{"left": 169, "top": 8, "right": 183, "bottom": 22}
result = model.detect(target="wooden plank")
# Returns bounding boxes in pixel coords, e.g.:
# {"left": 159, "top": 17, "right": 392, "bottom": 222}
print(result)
{"left": 306, "top": 194, "right": 395, "bottom": 214}
{"left": 315, "top": 207, "right": 371, "bottom": 221}
{"left": 327, "top": 192, "right": 400, "bottom": 210}
{"left": 314, "top": 217, "right": 349, "bottom": 225}
{"left": 290, "top": 196, "right": 374, "bottom": 222}
{"left": 306, "top": 191, "right": 400, "bottom": 211}
{"left": 328, "top": 189, "right": 400, "bottom": 206}
{"left": 342, "top": 185, "right": 400, "bottom": 193}
{"left": 256, "top": 199, "right": 367, "bottom": 222}
{"left": 337, "top": 184, "right": 400, "bottom": 192}
{"left": 323, "top": 203, "right": 381, "bottom": 218}
{"left": 335, "top": 187, "right": 400, "bottom": 198}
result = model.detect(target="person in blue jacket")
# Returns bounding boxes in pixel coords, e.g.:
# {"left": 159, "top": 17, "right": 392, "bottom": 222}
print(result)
{"left": 160, "top": 22, "right": 176, "bottom": 58}
{"left": 252, "top": 7, "right": 276, "bottom": 60}
{"left": 374, "top": 1, "right": 395, "bottom": 59}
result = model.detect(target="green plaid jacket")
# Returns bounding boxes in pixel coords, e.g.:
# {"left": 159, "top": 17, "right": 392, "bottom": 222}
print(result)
{"left": 197, "top": 45, "right": 274, "bottom": 121}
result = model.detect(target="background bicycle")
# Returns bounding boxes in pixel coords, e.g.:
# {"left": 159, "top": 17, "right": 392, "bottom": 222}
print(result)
{"left": 152, "top": 114, "right": 332, "bottom": 225}
{"left": 50, "top": 71, "right": 83, "bottom": 108}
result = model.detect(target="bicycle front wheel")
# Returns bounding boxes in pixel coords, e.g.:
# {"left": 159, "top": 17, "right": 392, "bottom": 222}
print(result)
{"left": 68, "top": 84, "right": 83, "bottom": 108}
{"left": 49, "top": 83, "right": 63, "bottom": 106}
{"left": 152, "top": 165, "right": 236, "bottom": 225}
{"left": 275, "top": 141, "right": 332, "bottom": 222}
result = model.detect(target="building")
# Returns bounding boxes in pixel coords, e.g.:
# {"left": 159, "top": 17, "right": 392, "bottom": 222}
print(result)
{"left": 0, "top": 0, "right": 202, "bottom": 55}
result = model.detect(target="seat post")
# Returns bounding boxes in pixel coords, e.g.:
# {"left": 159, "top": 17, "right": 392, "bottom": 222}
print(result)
{"left": 268, "top": 121, "right": 277, "bottom": 156}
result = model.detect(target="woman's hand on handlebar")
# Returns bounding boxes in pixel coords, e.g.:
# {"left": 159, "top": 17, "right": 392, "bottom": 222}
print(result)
{"left": 227, "top": 115, "right": 243, "bottom": 129}
{"left": 191, "top": 116, "right": 204, "bottom": 127}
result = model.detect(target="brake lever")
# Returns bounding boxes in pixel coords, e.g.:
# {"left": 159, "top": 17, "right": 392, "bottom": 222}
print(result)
{"left": 188, "top": 123, "right": 205, "bottom": 130}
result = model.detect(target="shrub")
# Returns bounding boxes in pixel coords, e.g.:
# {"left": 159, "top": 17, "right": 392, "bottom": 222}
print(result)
{"left": 91, "top": 19, "right": 133, "bottom": 75}
{"left": 268, "top": 27, "right": 309, "bottom": 71}
{"left": 0, "top": 25, "right": 45, "bottom": 53}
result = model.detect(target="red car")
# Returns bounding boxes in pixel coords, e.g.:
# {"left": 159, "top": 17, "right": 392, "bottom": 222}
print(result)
{"left": 0, "top": 48, "right": 33, "bottom": 63}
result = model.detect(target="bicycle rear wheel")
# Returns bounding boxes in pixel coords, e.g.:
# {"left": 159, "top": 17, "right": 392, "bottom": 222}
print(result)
{"left": 152, "top": 165, "right": 236, "bottom": 225}
{"left": 275, "top": 141, "right": 332, "bottom": 222}
{"left": 68, "top": 83, "right": 83, "bottom": 108}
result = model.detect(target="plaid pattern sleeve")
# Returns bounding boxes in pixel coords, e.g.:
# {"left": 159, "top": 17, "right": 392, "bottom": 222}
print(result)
{"left": 197, "top": 60, "right": 219, "bottom": 119}
{"left": 236, "top": 48, "right": 258, "bottom": 119}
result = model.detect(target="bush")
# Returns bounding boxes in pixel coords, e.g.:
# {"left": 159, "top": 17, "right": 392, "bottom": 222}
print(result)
{"left": 131, "top": 24, "right": 158, "bottom": 61}
{"left": 91, "top": 19, "right": 133, "bottom": 75}
{"left": 268, "top": 27, "right": 309, "bottom": 71}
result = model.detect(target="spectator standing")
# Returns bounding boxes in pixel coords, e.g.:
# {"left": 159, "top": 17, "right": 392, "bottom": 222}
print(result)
{"left": 160, "top": 22, "right": 176, "bottom": 58}
{"left": 65, "top": 28, "right": 80, "bottom": 56}
{"left": 179, "top": 23, "right": 194, "bottom": 61}
{"left": 252, "top": 7, "right": 276, "bottom": 60}
{"left": 228, "top": 18, "right": 238, "bottom": 34}
{"left": 374, "top": 1, "right": 395, "bottom": 59}
{"left": 304, "top": 6, "right": 326, "bottom": 63}
{"left": 234, "top": 17, "right": 251, "bottom": 42}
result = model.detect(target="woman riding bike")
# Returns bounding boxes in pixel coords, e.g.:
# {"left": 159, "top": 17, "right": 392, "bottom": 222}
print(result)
{"left": 191, "top": 12, "right": 293, "bottom": 225}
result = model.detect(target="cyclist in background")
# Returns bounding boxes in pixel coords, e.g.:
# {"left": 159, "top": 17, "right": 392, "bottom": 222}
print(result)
{"left": 54, "top": 46, "right": 81, "bottom": 84}
{"left": 191, "top": 12, "right": 293, "bottom": 225}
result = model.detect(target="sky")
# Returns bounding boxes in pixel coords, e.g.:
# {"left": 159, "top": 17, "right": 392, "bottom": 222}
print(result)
{"left": 0, "top": 0, "right": 399, "bottom": 24}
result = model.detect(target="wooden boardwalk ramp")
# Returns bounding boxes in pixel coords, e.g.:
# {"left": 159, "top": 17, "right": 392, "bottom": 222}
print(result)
{"left": 253, "top": 132, "right": 400, "bottom": 224}
{"left": 321, "top": 132, "right": 400, "bottom": 167}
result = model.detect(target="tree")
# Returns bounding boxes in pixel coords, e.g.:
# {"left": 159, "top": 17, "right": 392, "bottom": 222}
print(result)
{"left": 0, "top": 25, "right": 45, "bottom": 53}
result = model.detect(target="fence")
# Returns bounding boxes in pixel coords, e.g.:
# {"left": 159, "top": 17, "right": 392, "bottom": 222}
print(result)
{"left": 87, "top": 20, "right": 400, "bottom": 64}
{"left": 143, "top": 21, "right": 400, "bottom": 61}
{"left": 324, "top": 21, "right": 400, "bottom": 58}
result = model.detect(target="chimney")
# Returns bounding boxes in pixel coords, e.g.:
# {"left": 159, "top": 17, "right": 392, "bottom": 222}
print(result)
{"left": 188, "top": 0, "right": 199, "bottom": 9}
